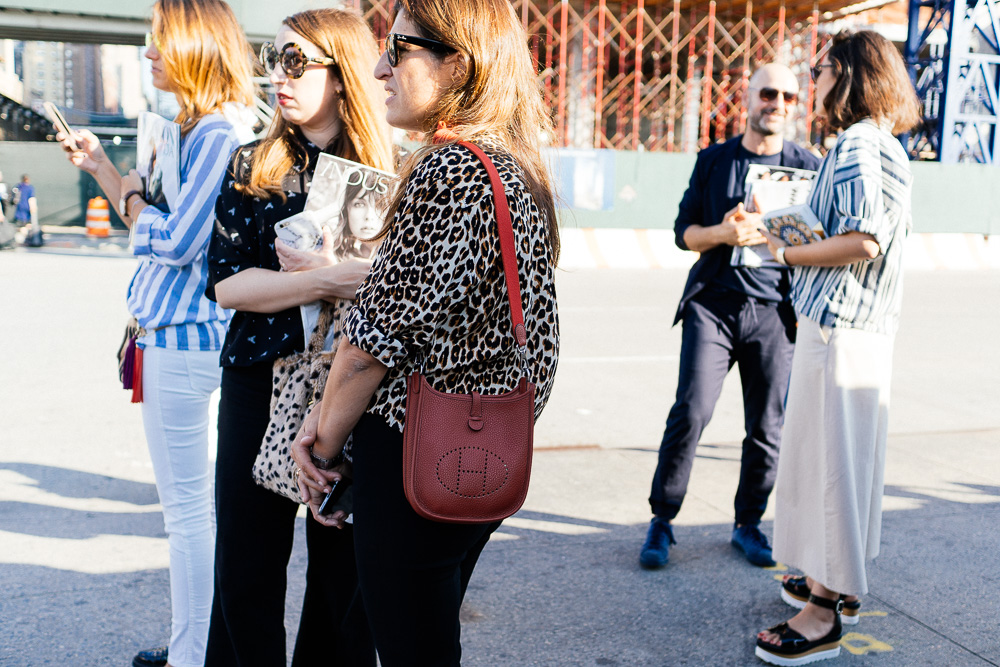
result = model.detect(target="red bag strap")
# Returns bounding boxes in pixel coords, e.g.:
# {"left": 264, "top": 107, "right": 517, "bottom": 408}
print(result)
{"left": 456, "top": 141, "right": 528, "bottom": 350}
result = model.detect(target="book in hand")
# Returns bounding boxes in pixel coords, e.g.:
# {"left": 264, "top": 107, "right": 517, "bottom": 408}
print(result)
{"left": 762, "top": 204, "right": 825, "bottom": 246}
{"left": 136, "top": 111, "right": 181, "bottom": 213}
{"left": 732, "top": 164, "right": 817, "bottom": 268}
{"left": 274, "top": 154, "right": 393, "bottom": 344}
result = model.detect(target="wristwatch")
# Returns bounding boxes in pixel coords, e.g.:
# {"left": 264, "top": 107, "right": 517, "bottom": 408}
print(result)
{"left": 310, "top": 449, "right": 345, "bottom": 471}
{"left": 774, "top": 246, "right": 789, "bottom": 267}
{"left": 119, "top": 189, "right": 144, "bottom": 217}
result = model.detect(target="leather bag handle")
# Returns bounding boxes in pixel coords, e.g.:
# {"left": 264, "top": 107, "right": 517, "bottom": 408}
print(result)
{"left": 456, "top": 141, "right": 528, "bottom": 350}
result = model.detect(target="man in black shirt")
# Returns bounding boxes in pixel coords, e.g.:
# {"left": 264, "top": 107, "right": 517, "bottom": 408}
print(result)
{"left": 640, "top": 64, "right": 821, "bottom": 569}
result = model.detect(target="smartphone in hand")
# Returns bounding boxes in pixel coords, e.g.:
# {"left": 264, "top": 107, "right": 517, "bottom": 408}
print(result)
{"left": 318, "top": 478, "right": 351, "bottom": 516}
{"left": 44, "top": 101, "right": 78, "bottom": 150}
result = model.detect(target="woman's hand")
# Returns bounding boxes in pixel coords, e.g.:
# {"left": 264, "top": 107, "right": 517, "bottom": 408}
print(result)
{"left": 761, "top": 228, "right": 788, "bottom": 259}
{"left": 290, "top": 405, "right": 349, "bottom": 528}
{"left": 121, "top": 170, "right": 144, "bottom": 199}
{"left": 276, "top": 227, "right": 336, "bottom": 271}
{"left": 317, "top": 258, "right": 372, "bottom": 302}
{"left": 57, "top": 129, "right": 106, "bottom": 175}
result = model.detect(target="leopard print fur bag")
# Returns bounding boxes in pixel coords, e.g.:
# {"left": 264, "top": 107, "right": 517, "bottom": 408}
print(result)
{"left": 252, "top": 302, "right": 344, "bottom": 503}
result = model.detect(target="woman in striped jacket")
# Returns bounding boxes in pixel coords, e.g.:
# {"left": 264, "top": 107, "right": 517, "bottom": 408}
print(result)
{"left": 56, "top": 2, "right": 256, "bottom": 666}
{"left": 753, "top": 30, "right": 921, "bottom": 666}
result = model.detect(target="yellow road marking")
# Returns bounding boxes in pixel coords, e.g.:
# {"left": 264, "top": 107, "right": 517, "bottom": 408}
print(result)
{"left": 841, "top": 633, "right": 894, "bottom": 655}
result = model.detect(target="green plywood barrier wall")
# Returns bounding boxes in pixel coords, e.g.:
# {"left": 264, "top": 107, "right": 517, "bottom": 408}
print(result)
{"left": 0, "top": 141, "right": 996, "bottom": 235}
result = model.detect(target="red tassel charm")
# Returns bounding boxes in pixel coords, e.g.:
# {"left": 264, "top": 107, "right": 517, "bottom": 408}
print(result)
{"left": 131, "top": 346, "right": 144, "bottom": 404}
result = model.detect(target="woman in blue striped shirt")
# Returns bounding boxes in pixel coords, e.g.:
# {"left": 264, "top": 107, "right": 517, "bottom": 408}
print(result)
{"left": 57, "top": 2, "right": 256, "bottom": 666}
{"left": 752, "top": 30, "right": 921, "bottom": 666}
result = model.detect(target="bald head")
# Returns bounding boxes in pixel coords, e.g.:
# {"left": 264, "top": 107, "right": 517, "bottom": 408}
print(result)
{"left": 749, "top": 63, "right": 799, "bottom": 93}
{"left": 746, "top": 63, "right": 800, "bottom": 141}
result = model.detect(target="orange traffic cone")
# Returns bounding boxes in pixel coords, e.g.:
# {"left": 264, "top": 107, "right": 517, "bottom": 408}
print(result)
{"left": 86, "top": 196, "right": 111, "bottom": 237}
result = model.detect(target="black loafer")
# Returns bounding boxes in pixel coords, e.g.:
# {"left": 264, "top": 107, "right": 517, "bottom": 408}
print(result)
{"left": 755, "top": 594, "right": 843, "bottom": 666}
{"left": 133, "top": 646, "right": 168, "bottom": 667}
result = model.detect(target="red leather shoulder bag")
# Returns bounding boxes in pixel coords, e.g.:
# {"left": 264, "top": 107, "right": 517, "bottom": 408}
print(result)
{"left": 402, "top": 141, "right": 535, "bottom": 525}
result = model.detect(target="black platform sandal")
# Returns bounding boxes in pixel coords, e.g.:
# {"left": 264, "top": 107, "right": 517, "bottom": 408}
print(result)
{"left": 781, "top": 575, "right": 861, "bottom": 625}
{"left": 755, "top": 593, "right": 843, "bottom": 666}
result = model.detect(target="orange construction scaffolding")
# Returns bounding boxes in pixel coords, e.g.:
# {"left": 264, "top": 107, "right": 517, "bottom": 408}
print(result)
{"left": 347, "top": 0, "right": 876, "bottom": 152}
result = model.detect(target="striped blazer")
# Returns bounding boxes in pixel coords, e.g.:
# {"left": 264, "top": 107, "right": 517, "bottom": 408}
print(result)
{"left": 128, "top": 113, "right": 244, "bottom": 351}
{"left": 791, "top": 120, "right": 912, "bottom": 336}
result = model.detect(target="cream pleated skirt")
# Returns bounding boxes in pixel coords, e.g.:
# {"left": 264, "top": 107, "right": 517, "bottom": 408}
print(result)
{"left": 772, "top": 315, "right": 894, "bottom": 596}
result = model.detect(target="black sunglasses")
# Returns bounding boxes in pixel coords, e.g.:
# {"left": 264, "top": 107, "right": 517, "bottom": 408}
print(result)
{"left": 260, "top": 42, "right": 335, "bottom": 79}
{"left": 756, "top": 87, "right": 798, "bottom": 104}
{"left": 811, "top": 63, "right": 835, "bottom": 81}
{"left": 385, "top": 33, "right": 456, "bottom": 67}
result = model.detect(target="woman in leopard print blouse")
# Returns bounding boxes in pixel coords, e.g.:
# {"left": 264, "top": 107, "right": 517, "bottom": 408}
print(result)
{"left": 292, "top": 0, "right": 560, "bottom": 664}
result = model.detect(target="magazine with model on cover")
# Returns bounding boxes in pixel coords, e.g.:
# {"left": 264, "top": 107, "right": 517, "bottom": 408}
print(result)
{"left": 274, "top": 154, "right": 393, "bottom": 345}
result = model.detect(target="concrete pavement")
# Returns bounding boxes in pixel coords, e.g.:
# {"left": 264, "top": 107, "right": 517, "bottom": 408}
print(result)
{"left": 1, "top": 247, "right": 997, "bottom": 666}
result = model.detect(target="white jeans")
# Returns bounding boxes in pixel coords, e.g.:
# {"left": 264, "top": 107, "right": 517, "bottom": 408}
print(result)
{"left": 141, "top": 345, "right": 221, "bottom": 667}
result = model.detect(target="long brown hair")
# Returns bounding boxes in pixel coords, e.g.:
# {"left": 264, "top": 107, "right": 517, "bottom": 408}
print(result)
{"left": 239, "top": 9, "right": 394, "bottom": 200}
{"left": 151, "top": 0, "right": 256, "bottom": 135}
{"left": 380, "top": 0, "right": 560, "bottom": 264}
{"left": 821, "top": 30, "right": 921, "bottom": 134}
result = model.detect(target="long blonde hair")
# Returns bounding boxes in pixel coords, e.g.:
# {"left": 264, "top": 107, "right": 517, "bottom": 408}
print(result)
{"left": 152, "top": 0, "right": 256, "bottom": 135}
{"left": 239, "top": 9, "right": 394, "bottom": 200}
{"left": 381, "top": 0, "right": 559, "bottom": 264}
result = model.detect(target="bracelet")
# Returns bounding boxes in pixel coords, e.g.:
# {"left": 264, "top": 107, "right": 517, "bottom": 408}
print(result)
{"left": 310, "top": 449, "right": 345, "bottom": 470}
{"left": 127, "top": 193, "right": 145, "bottom": 219}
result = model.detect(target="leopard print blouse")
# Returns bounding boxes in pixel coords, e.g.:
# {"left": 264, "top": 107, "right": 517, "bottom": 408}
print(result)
{"left": 343, "top": 142, "right": 560, "bottom": 433}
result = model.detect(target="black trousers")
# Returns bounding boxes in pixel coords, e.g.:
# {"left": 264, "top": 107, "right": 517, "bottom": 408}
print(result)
{"left": 649, "top": 287, "right": 796, "bottom": 526}
{"left": 205, "top": 362, "right": 374, "bottom": 667}
{"left": 351, "top": 413, "right": 500, "bottom": 667}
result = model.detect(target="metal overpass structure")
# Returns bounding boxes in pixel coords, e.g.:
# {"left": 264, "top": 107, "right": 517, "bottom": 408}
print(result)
{"left": 0, "top": 1, "right": 295, "bottom": 44}
{"left": 905, "top": 0, "right": 1000, "bottom": 163}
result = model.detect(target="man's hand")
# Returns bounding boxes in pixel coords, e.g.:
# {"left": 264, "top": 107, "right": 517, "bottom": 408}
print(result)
{"left": 719, "top": 202, "right": 766, "bottom": 247}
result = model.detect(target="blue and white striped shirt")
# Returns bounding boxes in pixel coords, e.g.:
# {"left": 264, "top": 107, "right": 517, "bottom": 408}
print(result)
{"left": 790, "top": 120, "right": 912, "bottom": 336}
{"left": 128, "top": 113, "right": 244, "bottom": 351}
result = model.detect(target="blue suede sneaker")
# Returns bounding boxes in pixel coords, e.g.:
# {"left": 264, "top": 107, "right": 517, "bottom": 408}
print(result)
{"left": 639, "top": 517, "right": 676, "bottom": 569}
{"left": 731, "top": 523, "right": 776, "bottom": 567}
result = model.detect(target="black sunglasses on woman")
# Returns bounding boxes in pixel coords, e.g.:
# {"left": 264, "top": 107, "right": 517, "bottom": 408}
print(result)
{"left": 385, "top": 32, "right": 455, "bottom": 67}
